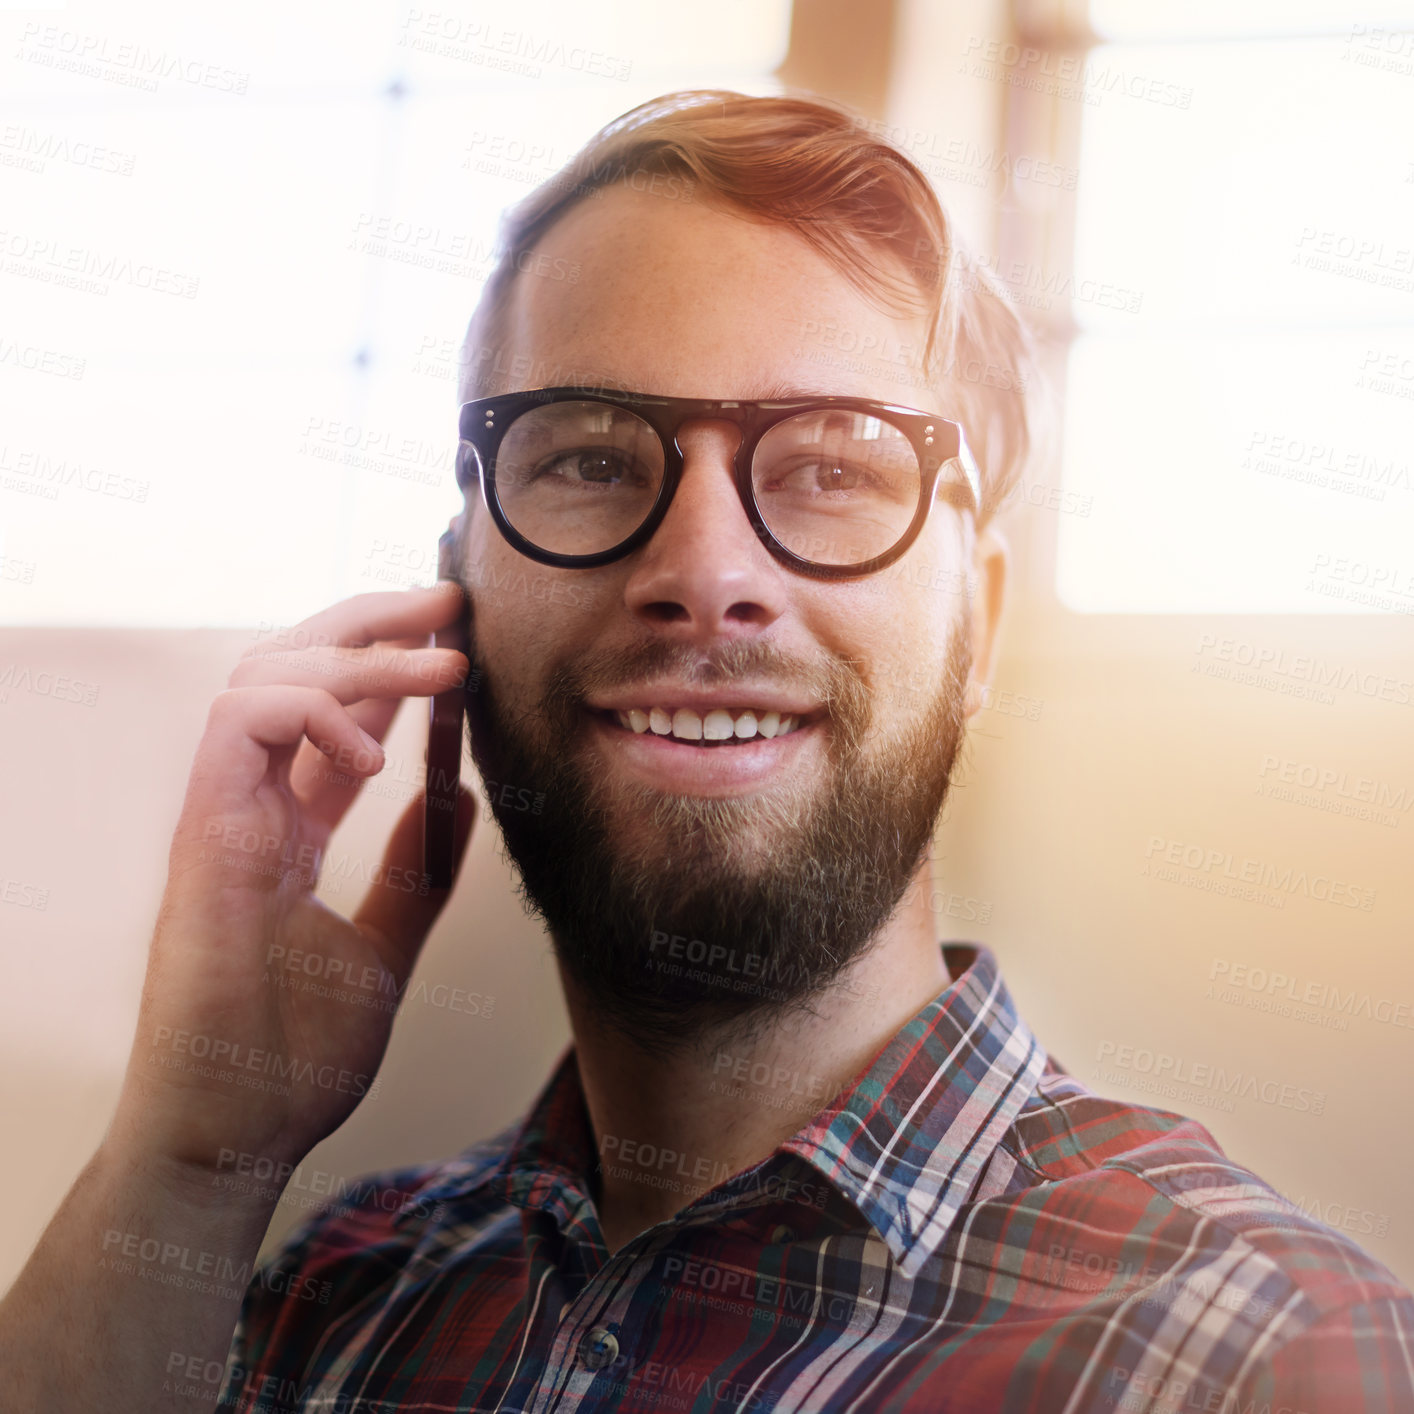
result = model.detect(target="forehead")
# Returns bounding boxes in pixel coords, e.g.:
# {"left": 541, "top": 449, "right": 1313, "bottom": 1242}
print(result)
{"left": 500, "top": 183, "right": 931, "bottom": 405}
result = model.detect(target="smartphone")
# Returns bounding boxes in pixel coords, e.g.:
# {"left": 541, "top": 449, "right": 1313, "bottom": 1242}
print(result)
{"left": 423, "top": 528, "right": 468, "bottom": 890}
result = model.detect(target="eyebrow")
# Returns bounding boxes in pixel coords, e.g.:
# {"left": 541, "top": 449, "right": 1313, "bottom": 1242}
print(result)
{"left": 563, "top": 373, "right": 875, "bottom": 403}
{"left": 743, "top": 378, "right": 846, "bottom": 401}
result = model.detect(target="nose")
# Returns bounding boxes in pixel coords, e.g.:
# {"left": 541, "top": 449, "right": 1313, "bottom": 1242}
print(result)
{"left": 621, "top": 419, "right": 789, "bottom": 642}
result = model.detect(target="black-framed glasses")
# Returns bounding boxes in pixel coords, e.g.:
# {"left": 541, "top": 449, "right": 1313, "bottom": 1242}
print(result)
{"left": 455, "top": 386, "right": 981, "bottom": 579}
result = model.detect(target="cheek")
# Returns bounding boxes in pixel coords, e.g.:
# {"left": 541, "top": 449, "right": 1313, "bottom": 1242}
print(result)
{"left": 463, "top": 519, "right": 610, "bottom": 624}
{"left": 803, "top": 579, "right": 944, "bottom": 723}
{"left": 465, "top": 547, "right": 614, "bottom": 698}
{"left": 880, "top": 603, "right": 963, "bottom": 719}
{"left": 470, "top": 607, "right": 556, "bottom": 730}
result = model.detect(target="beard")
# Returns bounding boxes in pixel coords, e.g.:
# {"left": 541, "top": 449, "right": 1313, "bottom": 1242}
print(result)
{"left": 462, "top": 610, "right": 973, "bottom": 1058}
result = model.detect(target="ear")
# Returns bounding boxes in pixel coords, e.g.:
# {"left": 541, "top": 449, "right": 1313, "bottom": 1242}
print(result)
{"left": 442, "top": 497, "right": 480, "bottom": 581}
{"left": 440, "top": 511, "right": 465, "bottom": 580}
{"left": 963, "top": 522, "right": 1008, "bottom": 719}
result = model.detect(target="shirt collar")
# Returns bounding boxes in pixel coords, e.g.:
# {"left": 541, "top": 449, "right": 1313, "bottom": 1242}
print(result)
{"left": 779, "top": 944, "right": 1047, "bottom": 1277}
{"left": 400, "top": 945, "right": 1046, "bottom": 1279}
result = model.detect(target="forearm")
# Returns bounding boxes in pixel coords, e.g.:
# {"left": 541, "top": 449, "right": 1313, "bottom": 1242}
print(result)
{"left": 0, "top": 1140, "right": 281, "bottom": 1414}
{"left": 0, "top": 586, "right": 471, "bottom": 1411}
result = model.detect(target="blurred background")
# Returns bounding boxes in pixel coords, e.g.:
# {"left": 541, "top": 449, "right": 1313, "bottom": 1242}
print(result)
{"left": 3, "top": 0, "right": 1413, "bottom": 1287}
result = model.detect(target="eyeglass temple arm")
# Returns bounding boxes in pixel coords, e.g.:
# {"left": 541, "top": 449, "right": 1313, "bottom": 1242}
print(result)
{"left": 945, "top": 424, "right": 983, "bottom": 516}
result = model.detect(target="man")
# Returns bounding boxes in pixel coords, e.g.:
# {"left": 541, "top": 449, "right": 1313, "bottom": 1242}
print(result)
{"left": 2, "top": 89, "right": 1411, "bottom": 1414}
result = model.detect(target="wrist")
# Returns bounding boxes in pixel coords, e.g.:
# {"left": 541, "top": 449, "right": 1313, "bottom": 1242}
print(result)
{"left": 95, "top": 1132, "right": 290, "bottom": 1223}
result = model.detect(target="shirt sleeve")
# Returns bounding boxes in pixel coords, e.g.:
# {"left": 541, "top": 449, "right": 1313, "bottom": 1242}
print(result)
{"left": 1237, "top": 1295, "right": 1414, "bottom": 1413}
{"left": 213, "top": 1215, "right": 338, "bottom": 1413}
{"left": 211, "top": 1166, "right": 445, "bottom": 1411}
{"left": 216, "top": 1302, "right": 254, "bottom": 1410}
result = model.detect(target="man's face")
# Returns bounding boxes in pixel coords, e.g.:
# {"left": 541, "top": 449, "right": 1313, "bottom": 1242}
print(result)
{"left": 455, "top": 182, "right": 997, "bottom": 1051}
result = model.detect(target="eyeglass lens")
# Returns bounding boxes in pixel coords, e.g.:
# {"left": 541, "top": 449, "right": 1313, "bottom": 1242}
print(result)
{"left": 491, "top": 402, "right": 923, "bottom": 568}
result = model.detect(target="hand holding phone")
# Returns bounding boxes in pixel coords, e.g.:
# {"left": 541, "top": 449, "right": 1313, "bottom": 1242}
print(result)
{"left": 112, "top": 581, "right": 475, "bottom": 1181}
{"left": 0, "top": 581, "right": 477, "bottom": 1413}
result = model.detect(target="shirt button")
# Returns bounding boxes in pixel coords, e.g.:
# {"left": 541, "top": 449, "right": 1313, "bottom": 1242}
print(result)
{"left": 581, "top": 1325, "right": 619, "bottom": 1371}
{"left": 770, "top": 1224, "right": 796, "bottom": 1244}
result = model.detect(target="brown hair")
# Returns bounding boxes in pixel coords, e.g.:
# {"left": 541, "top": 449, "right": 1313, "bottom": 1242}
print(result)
{"left": 457, "top": 88, "right": 1043, "bottom": 527}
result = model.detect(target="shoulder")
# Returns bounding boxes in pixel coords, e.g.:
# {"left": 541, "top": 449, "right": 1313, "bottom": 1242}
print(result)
{"left": 272, "top": 1120, "right": 519, "bottom": 1251}
{"left": 222, "top": 1122, "right": 521, "bottom": 1390}
{"left": 1013, "top": 1067, "right": 1402, "bottom": 1292}
{"left": 990, "top": 1066, "right": 1414, "bottom": 1407}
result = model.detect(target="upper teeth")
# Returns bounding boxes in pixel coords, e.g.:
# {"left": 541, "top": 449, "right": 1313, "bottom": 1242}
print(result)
{"left": 615, "top": 707, "right": 802, "bottom": 741}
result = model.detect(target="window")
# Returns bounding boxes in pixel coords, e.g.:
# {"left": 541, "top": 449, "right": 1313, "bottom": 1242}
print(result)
{"left": 1003, "top": 1, "right": 1414, "bottom": 612}
{"left": 0, "top": 0, "right": 792, "bottom": 625}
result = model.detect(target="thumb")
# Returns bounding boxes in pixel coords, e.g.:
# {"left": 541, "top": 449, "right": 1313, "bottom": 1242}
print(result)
{"left": 353, "top": 784, "right": 477, "bottom": 982}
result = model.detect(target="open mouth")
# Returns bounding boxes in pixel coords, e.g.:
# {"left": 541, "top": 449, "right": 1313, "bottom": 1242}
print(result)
{"left": 599, "top": 705, "right": 813, "bottom": 746}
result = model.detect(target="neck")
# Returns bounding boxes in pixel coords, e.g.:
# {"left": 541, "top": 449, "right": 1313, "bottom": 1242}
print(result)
{"left": 560, "top": 857, "right": 952, "bottom": 1256}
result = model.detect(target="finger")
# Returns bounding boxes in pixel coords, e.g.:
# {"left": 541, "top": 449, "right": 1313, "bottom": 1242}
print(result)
{"left": 229, "top": 643, "right": 467, "bottom": 702}
{"left": 340, "top": 633, "right": 454, "bottom": 733}
{"left": 277, "top": 626, "right": 446, "bottom": 822}
{"left": 247, "top": 629, "right": 438, "bottom": 671}
{"left": 337, "top": 634, "right": 444, "bottom": 733}
{"left": 252, "top": 582, "right": 466, "bottom": 656}
{"left": 346, "top": 694, "right": 404, "bottom": 739}
{"left": 290, "top": 695, "right": 407, "bottom": 836}
{"left": 181, "top": 686, "right": 384, "bottom": 830}
{"left": 291, "top": 694, "right": 401, "bottom": 788}
{"left": 353, "top": 785, "right": 478, "bottom": 982}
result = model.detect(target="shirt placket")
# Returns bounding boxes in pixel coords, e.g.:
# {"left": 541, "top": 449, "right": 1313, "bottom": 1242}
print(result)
{"left": 523, "top": 1234, "right": 668, "bottom": 1414}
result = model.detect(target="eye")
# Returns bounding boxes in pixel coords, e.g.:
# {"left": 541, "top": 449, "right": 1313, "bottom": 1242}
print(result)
{"left": 808, "top": 460, "right": 866, "bottom": 493}
{"left": 763, "top": 455, "right": 881, "bottom": 497}
{"left": 532, "top": 447, "right": 648, "bottom": 487}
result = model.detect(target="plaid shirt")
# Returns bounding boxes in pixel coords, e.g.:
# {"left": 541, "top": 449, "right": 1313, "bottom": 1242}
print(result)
{"left": 219, "top": 944, "right": 1414, "bottom": 1413}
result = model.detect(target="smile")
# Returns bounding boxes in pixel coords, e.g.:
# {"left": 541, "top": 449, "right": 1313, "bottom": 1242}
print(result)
{"left": 585, "top": 706, "right": 821, "bottom": 793}
{"left": 610, "top": 706, "right": 805, "bottom": 744}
